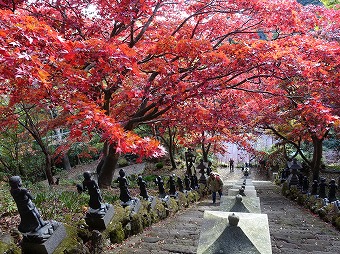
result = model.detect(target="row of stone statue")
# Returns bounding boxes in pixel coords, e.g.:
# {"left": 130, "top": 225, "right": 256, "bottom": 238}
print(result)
{"left": 282, "top": 161, "right": 338, "bottom": 202}
{"left": 308, "top": 178, "right": 337, "bottom": 202}
{"left": 8, "top": 165, "right": 212, "bottom": 249}
{"left": 137, "top": 170, "right": 202, "bottom": 200}
{"left": 185, "top": 148, "right": 213, "bottom": 177}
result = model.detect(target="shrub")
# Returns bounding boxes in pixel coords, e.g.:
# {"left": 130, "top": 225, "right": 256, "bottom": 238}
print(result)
{"left": 155, "top": 162, "right": 164, "bottom": 169}
{"left": 109, "top": 222, "right": 125, "bottom": 244}
{"left": 117, "top": 158, "right": 129, "bottom": 167}
{"left": 334, "top": 216, "right": 340, "bottom": 230}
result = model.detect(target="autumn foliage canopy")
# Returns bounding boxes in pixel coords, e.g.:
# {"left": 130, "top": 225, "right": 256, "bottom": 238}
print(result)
{"left": 1, "top": 0, "right": 339, "bottom": 185}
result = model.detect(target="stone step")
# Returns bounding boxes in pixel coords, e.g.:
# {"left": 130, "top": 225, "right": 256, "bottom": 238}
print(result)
{"left": 106, "top": 168, "right": 339, "bottom": 253}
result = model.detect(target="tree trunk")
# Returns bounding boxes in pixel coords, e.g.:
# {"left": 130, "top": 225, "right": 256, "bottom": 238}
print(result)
{"left": 168, "top": 127, "right": 177, "bottom": 169}
{"left": 311, "top": 135, "right": 323, "bottom": 181}
{"left": 202, "top": 142, "right": 211, "bottom": 162}
{"left": 53, "top": 128, "right": 71, "bottom": 171}
{"left": 44, "top": 153, "right": 54, "bottom": 185}
{"left": 98, "top": 144, "right": 119, "bottom": 188}
{"left": 62, "top": 153, "right": 71, "bottom": 171}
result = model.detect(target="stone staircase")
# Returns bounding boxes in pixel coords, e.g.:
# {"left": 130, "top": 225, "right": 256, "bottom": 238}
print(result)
{"left": 106, "top": 169, "right": 340, "bottom": 253}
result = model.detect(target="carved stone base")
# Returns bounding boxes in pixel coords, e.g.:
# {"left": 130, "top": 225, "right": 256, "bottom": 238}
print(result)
{"left": 147, "top": 196, "right": 157, "bottom": 211}
{"left": 121, "top": 198, "right": 141, "bottom": 214}
{"left": 183, "top": 190, "right": 190, "bottom": 196}
{"left": 170, "top": 192, "right": 179, "bottom": 199}
{"left": 160, "top": 195, "right": 171, "bottom": 207}
{"left": 21, "top": 223, "right": 66, "bottom": 254}
{"left": 85, "top": 205, "right": 115, "bottom": 230}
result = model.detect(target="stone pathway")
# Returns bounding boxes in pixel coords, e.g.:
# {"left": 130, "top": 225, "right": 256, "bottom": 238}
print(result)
{"left": 106, "top": 168, "right": 340, "bottom": 253}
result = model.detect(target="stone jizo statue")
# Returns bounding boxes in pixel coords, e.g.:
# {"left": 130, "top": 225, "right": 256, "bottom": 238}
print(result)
{"left": 190, "top": 174, "right": 198, "bottom": 190}
{"left": 137, "top": 176, "right": 149, "bottom": 200}
{"left": 318, "top": 177, "right": 327, "bottom": 198}
{"left": 117, "top": 169, "right": 132, "bottom": 203}
{"left": 9, "top": 176, "right": 62, "bottom": 243}
{"left": 302, "top": 176, "right": 309, "bottom": 194}
{"left": 82, "top": 171, "right": 110, "bottom": 217}
{"left": 83, "top": 171, "right": 103, "bottom": 210}
{"left": 311, "top": 180, "right": 318, "bottom": 195}
{"left": 155, "top": 176, "right": 166, "bottom": 197}
{"left": 9, "top": 176, "right": 47, "bottom": 234}
{"left": 328, "top": 179, "right": 338, "bottom": 202}
{"left": 177, "top": 176, "right": 184, "bottom": 192}
{"left": 185, "top": 148, "right": 196, "bottom": 176}
{"left": 168, "top": 175, "right": 177, "bottom": 195}
{"left": 184, "top": 175, "right": 191, "bottom": 191}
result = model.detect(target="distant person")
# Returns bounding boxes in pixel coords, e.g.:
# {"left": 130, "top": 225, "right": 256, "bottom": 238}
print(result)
{"left": 207, "top": 172, "right": 223, "bottom": 204}
{"left": 229, "top": 158, "right": 234, "bottom": 172}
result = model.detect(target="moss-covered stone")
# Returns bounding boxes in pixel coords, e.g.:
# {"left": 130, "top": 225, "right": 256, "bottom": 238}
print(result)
{"left": 333, "top": 216, "right": 340, "bottom": 230}
{"left": 169, "top": 198, "right": 179, "bottom": 214}
{"left": 303, "top": 195, "right": 317, "bottom": 210}
{"left": 0, "top": 241, "right": 20, "bottom": 254}
{"left": 54, "top": 225, "right": 88, "bottom": 254}
{"left": 281, "top": 182, "right": 289, "bottom": 196}
{"left": 178, "top": 192, "right": 189, "bottom": 208}
{"left": 77, "top": 228, "right": 92, "bottom": 243}
{"left": 130, "top": 213, "right": 144, "bottom": 235}
{"left": 187, "top": 191, "right": 199, "bottom": 203}
{"left": 62, "top": 243, "right": 90, "bottom": 254}
{"left": 297, "top": 193, "right": 307, "bottom": 205}
{"left": 311, "top": 199, "right": 324, "bottom": 214}
{"left": 108, "top": 222, "right": 125, "bottom": 244}
{"left": 287, "top": 186, "right": 299, "bottom": 201}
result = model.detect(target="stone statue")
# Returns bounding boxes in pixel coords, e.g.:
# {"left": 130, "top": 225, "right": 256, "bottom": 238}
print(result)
{"left": 168, "top": 175, "right": 177, "bottom": 196}
{"left": 239, "top": 187, "right": 246, "bottom": 196}
{"left": 83, "top": 171, "right": 103, "bottom": 210}
{"left": 9, "top": 176, "right": 62, "bottom": 244}
{"left": 311, "top": 180, "right": 318, "bottom": 195}
{"left": 117, "top": 169, "right": 132, "bottom": 203}
{"left": 137, "top": 176, "right": 149, "bottom": 200}
{"left": 298, "top": 173, "right": 304, "bottom": 188}
{"left": 9, "top": 176, "right": 47, "bottom": 233}
{"left": 287, "top": 160, "right": 301, "bottom": 189}
{"left": 328, "top": 179, "right": 338, "bottom": 202}
{"left": 282, "top": 167, "right": 290, "bottom": 180}
{"left": 184, "top": 175, "right": 191, "bottom": 191}
{"left": 155, "top": 176, "right": 166, "bottom": 198}
{"left": 185, "top": 148, "right": 196, "bottom": 176}
{"left": 177, "top": 176, "right": 184, "bottom": 192}
{"left": 82, "top": 171, "right": 110, "bottom": 217}
{"left": 244, "top": 169, "right": 249, "bottom": 178}
{"left": 190, "top": 175, "right": 198, "bottom": 190}
{"left": 318, "top": 177, "right": 327, "bottom": 198}
{"left": 197, "top": 159, "right": 207, "bottom": 185}
{"left": 302, "top": 176, "right": 309, "bottom": 194}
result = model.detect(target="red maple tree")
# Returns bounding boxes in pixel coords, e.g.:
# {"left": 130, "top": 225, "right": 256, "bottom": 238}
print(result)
{"left": 1, "top": 0, "right": 339, "bottom": 186}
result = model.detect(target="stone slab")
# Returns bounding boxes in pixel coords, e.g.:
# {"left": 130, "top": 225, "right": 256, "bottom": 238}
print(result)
{"left": 21, "top": 223, "right": 66, "bottom": 254}
{"left": 232, "top": 185, "right": 256, "bottom": 190}
{"left": 121, "top": 198, "right": 141, "bottom": 214}
{"left": 236, "top": 179, "right": 253, "bottom": 185}
{"left": 220, "top": 196, "right": 261, "bottom": 213}
{"left": 147, "top": 196, "right": 157, "bottom": 211}
{"left": 160, "top": 195, "right": 171, "bottom": 208}
{"left": 85, "top": 205, "right": 115, "bottom": 230}
{"left": 197, "top": 211, "right": 272, "bottom": 254}
{"left": 228, "top": 188, "right": 257, "bottom": 197}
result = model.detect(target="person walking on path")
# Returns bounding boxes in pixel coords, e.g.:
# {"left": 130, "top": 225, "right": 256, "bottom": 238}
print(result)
{"left": 207, "top": 172, "right": 223, "bottom": 204}
{"left": 229, "top": 158, "right": 234, "bottom": 172}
